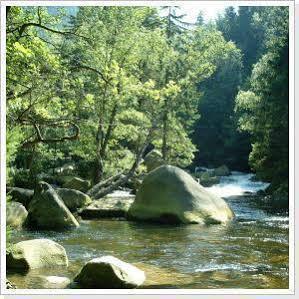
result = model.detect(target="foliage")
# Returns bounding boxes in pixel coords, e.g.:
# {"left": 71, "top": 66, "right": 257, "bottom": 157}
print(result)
{"left": 191, "top": 25, "right": 250, "bottom": 170}
{"left": 235, "top": 7, "right": 289, "bottom": 193}
{"left": 6, "top": 5, "right": 289, "bottom": 201}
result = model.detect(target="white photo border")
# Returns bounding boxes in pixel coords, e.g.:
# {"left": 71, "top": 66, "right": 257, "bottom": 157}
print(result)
{"left": 0, "top": 0, "right": 295, "bottom": 295}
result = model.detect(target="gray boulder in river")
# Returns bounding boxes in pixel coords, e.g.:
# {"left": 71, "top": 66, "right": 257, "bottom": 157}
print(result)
{"left": 63, "top": 177, "right": 91, "bottom": 192}
{"left": 56, "top": 188, "right": 92, "bottom": 212}
{"left": 7, "top": 239, "right": 68, "bottom": 272}
{"left": 79, "top": 195, "right": 135, "bottom": 219}
{"left": 26, "top": 181, "right": 79, "bottom": 230}
{"left": 74, "top": 256, "right": 145, "bottom": 288}
{"left": 214, "top": 165, "right": 230, "bottom": 176}
{"left": 128, "top": 165, "right": 234, "bottom": 224}
{"left": 6, "top": 202, "right": 28, "bottom": 228}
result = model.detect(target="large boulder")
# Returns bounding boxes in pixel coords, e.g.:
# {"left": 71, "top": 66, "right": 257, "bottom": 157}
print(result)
{"left": 63, "top": 177, "right": 91, "bottom": 192}
{"left": 74, "top": 256, "right": 145, "bottom": 288}
{"left": 6, "top": 187, "right": 34, "bottom": 208}
{"left": 214, "top": 165, "right": 230, "bottom": 176}
{"left": 128, "top": 165, "right": 234, "bottom": 224}
{"left": 6, "top": 202, "right": 28, "bottom": 228}
{"left": 56, "top": 188, "right": 92, "bottom": 212}
{"left": 143, "top": 150, "right": 164, "bottom": 172}
{"left": 26, "top": 181, "right": 79, "bottom": 230}
{"left": 6, "top": 239, "right": 68, "bottom": 272}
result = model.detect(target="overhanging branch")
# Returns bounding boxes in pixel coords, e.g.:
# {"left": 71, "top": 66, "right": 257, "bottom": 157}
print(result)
{"left": 22, "top": 120, "right": 80, "bottom": 148}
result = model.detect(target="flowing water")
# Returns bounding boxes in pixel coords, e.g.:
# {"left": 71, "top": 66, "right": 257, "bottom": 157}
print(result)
{"left": 7, "top": 172, "right": 289, "bottom": 289}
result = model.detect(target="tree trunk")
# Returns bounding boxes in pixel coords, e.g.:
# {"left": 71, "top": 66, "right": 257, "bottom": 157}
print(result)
{"left": 93, "top": 103, "right": 118, "bottom": 183}
{"left": 162, "top": 112, "right": 168, "bottom": 161}
{"left": 94, "top": 155, "right": 104, "bottom": 184}
{"left": 87, "top": 172, "right": 125, "bottom": 197}
{"left": 92, "top": 127, "right": 155, "bottom": 199}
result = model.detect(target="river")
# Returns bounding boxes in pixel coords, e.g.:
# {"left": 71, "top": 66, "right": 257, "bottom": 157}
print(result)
{"left": 7, "top": 171, "right": 289, "bottom": 289}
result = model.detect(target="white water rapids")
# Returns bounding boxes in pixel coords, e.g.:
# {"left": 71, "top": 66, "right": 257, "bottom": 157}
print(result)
{"left": 108, "top": 171, "right": 270, "bottom": 199}
{"left": 205, "top": 171, "right": 270, "bottom": 197}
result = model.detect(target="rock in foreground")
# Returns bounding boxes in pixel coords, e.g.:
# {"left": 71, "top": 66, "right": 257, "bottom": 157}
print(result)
{"left": 74, "top": 256, "right": 145, "bottom": 288}
{"left": 7, "top": 239, "right": 68, "bottom": 272}
{"left": 26, "top": 181, "right": 79, "bottom": 230}
{"left": 6, "top": 202, "right": 28, "bottom": 228}
{"left": 128, "top": 165, "right": 234, "bottom": 224}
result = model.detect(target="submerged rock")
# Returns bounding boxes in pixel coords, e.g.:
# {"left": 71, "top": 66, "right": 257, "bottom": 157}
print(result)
{"left": 6, "top": 202, "right": 28, "bottom": 228}
{"left": 134, "top": 262, "right": 194, "bottom": 288}
{"left": 128, "top": 165, "right": 234, "bottom": 224}
{"left": 6, "top": 187, "right": 34, "bottom": 208}
{"left": 26, "top": 181, "right": 79, "bottom": 230}
{"left": 7, "top": 239, "right": 68, "bottom": 272}
{"left": 198, "top": 172, "right": 220, "bottom": 187}
{"left": 74, "top": 256, "right": 145, "bottom": 288}
{"left": 63, "top": 177, "right": 91, "bottom": 192}
{"left": 43, "top": 276, "right": 71, "bottom": 288}
{"left": 79, "top": 196, "right": 134, "bottom": 219}
{"left": 56, "top": 188, "right": 92, "bottom": 212}
{"left": 214, "top": 165, "right": 230, "bottom": 176}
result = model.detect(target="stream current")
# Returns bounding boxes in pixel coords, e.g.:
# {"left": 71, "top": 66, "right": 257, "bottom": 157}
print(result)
{"left": 8, "top": 171, "right": 289, "bottom": 289}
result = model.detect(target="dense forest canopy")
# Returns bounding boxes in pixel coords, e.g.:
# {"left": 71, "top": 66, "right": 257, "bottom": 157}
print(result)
{"left": 6, "top": 5, "right": 289, "bottom": 200}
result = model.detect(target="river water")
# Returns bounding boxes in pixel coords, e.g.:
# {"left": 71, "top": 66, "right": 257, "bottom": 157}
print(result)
{"left": 8, "top": 172, "right": 289, "bottom": 289}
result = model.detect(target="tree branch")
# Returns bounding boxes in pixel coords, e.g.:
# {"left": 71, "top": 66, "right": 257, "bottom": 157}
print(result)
{"left": 71, "top": 64, "right": 111, "bottom": 85}
{"left": 22, "top": 121, "right": 80, "bottom": 148}
{"left": 7, "top": 87, "right": 33, "bottom": 101}
{"left": 91, "top": 125, "right": 156, "bottom": 199}
{"left": 10, "top": 22, "right": 89, "bottom": 41}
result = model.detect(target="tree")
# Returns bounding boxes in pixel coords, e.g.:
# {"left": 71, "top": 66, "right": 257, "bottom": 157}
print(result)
{"left": 191, "top": 24, "right": 250, "bottom": 170}
{"left": 235, "top": 7, "right": 289, "bottom": 195}
{"left": 6, "top": 7, "right": 81, "bottom": 185}
{"left": 216, "top": 6, "right": 267, "bottom": 80}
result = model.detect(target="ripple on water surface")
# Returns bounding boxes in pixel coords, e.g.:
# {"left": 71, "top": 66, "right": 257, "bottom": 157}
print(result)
{"left": 8, "top": 172, "right": 289, "bottom": 289}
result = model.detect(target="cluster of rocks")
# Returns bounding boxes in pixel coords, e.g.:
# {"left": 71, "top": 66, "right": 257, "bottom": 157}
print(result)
{"left": 6, "top": 177, "right": 92, "bottom": 230}
{"left": 7, "top": 238, "right": 145, "bottom": 289}
{"left": 6, "top": 154, "right": 235, "bottom": 289}
{"left": 193, "top": 165, "right": 231, "bottom": 187}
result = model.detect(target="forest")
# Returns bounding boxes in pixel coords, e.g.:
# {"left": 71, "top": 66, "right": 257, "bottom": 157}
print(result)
{"left": 5, "top": 5, "right": 289, "bottom": 290}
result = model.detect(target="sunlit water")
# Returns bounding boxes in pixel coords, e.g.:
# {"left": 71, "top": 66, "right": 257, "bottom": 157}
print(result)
{"left": 206, "top": 171, "right": 270, "bottom": 197}
{"left": 8, "top": 172, "right": 288, "bottom": 289}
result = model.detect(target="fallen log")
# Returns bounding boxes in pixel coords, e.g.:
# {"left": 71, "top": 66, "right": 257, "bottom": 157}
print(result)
{"left": 87, "top": 172, "right": 125, "bottom": 197}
